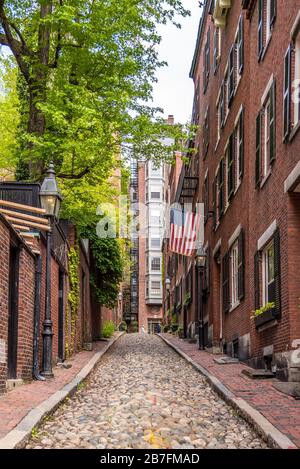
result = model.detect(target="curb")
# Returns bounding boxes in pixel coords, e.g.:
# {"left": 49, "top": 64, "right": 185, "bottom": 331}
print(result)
{"left": 158, "top": 334, "right": 297, "bottom": 450}
{"left": 0, "top": 332, "right": 125, "bottom": 449}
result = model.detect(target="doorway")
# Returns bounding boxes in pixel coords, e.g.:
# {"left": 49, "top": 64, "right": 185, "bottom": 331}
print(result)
{"left": 58, "top": 270, "right": 64, "bottom": 361}
{"left": 7, "top": 245, "right": 20, "bottom": 379}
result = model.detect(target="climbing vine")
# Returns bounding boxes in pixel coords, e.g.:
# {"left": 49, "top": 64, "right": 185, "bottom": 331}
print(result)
{"left": 65, "top": 246, "right": 80, "bottom": 358}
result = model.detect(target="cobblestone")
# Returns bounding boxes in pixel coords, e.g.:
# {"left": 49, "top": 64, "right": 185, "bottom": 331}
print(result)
{"left": 26, "top": 334, "right": 268, "bottom": 449}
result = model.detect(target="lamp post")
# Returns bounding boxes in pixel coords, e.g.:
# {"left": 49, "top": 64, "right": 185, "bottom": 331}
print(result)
{"left": 40, "top": 162, "right": 62, "bottom": 378}
{"left": 195, "top": 246, "right": 207, "bottom": 351}
{"left": 165, "top": 277, "right": 171, "bottom": 325}
{"left": 117, "top": 292, "right": 123, "bottom": 325}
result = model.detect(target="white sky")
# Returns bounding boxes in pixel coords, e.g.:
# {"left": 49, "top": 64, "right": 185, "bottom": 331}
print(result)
{"left": 152, "top": 1, "right": 203, "bottom": 124}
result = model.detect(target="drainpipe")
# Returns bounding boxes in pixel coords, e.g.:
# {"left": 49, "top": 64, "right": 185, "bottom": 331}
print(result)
{"left": 33, "top": 254, "right": 45, "bottom": 381}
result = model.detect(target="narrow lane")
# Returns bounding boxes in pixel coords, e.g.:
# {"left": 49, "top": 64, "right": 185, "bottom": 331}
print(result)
{"left": 26, "top": 334, "right": 268, "bottom": 449}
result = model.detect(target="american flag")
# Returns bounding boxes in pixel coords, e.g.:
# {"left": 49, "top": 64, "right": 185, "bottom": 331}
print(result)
{"left": 169, "top": 208, "right": 201, "bottom": 257}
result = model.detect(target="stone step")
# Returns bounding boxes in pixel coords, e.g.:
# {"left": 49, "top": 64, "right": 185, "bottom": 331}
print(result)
{"left": 241, "top": 369, "right": 274, "bottom": 379}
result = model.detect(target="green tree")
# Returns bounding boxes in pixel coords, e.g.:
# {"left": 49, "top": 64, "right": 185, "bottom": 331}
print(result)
{"left": 0, "top": 0, "right": 189, "bottom": 181}
{"left": 0, "top": 57, "right": 19, "bottom": 174}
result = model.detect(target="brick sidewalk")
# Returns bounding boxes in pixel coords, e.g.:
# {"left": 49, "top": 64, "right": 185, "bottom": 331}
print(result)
{"left": 0, "top": 335, "right": 120, "bottom": 440}
{"left": 161, "top": 334, "right": 300, "bottom": 448}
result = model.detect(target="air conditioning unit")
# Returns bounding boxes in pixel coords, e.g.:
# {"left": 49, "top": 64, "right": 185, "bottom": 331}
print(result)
{"left": 213, "top": 0, "right": 232, "bottom": 28}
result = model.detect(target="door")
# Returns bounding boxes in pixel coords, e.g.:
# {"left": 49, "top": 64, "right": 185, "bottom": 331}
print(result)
{"left": 58, "top": 270, "right": 64, "bottom": 361}
{"left": 7, "top": 245, "right": 20, "bottom": 379}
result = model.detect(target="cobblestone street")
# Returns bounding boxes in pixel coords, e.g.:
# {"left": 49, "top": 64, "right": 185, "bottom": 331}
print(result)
{"left": 26, "top": 334, "right": 268, "bottom": 449}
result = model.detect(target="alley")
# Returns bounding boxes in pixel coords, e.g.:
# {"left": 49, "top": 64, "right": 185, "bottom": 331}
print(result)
{"left": 26, "top": 334, "right": 268, "bottom": 449}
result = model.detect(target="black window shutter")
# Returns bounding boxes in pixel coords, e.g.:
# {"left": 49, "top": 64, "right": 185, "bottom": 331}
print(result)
{"left": 258, "top": 0, "right": 264, "bottom": 59}
{"left": 219, "top": 159, "right": 224, "bottom": 216}
{"left": 238, "top": 229, "right": 245, "bottom": 300}
{"left": 213, "top": 28, "right": 218, "bottom": 73}
{"left": 222, "top": 252, "right": 230, "bottom": 314}
{"left": 274, "top": 228, "right": 281, "bottom": 317}
{"left": 212, "top": 178, "right": 216, "bottom": 229}
{"left": 238, "top": 15, "right": 244, "bottom": 74}
{"left": 220, "top": 81, "right": 225, "bottom": 127}
{"left": 255, "top": 111, "right": 261, "bottom": 186}
{"left": 229, "top": 45, "right": 235, "bottom": 104}
{"left": 228, "top": 134, "right": 234, "bottom": 199}
{"left": 270, "top": 0, "right": 277, "bottom": 26}
{"left": 283, "top": 45, "right": 292, "bottom": 141}
{"left": 269, "top": 81, "right": 276, "bottom": 163}
{"left": 254, "top": 251, "right": 261, "bottom": 310}
{"left": 239, "top": 108, "right": 244, "bottom": 179}
{"left": 207, "top": 28, "right": 210, "bottom": 77}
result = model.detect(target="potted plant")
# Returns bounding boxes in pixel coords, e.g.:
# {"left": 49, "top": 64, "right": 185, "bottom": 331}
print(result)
{"left": 177, "top": 326, "right": 184, "bottom": 339}
{"left": 252, "top": 302, "right": 278, "bottom": 328}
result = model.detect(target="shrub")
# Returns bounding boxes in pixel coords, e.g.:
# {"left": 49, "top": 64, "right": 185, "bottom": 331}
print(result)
{"left": 119, "top": 321, "right": 128, "bottom": 332}
{"left": 132, "top": 320, "right": 138, "bottom": 332}
{"left": 102, "top": 321, "right": 115, "bottom": 338}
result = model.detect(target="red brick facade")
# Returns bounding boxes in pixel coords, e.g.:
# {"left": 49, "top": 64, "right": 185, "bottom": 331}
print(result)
{"left": 163, "top": 0, "right": 300, "bottom": 381}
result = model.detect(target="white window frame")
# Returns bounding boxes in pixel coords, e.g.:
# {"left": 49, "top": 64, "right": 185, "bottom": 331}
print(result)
{"left": 294, "top": 31, "right": 300, "bottom": 126}
{"left": 266, "top": 0, "right": 272, "bottom": 44}
{"left": 263, "top": 96, "right": 271, "bottom": 178}
{"left": 230, "top": 239, "right": 239, "bottom": 309}
{"left": 262, "top": 239, "right": 275, "bottom": 306}
{"left": 151, "top": 256, "right": 161, "bottom": 272}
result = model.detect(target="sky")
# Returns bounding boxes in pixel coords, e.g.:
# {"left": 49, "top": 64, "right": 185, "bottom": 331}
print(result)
{"left": 152, "top": 1, "right": 203, "bottom": 124}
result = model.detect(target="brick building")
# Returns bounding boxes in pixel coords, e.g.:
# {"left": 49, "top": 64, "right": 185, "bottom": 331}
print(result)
{"left": 163, "top": 0, "right": 300, "bottom": 382}
{"left": 0, "top": 182, "right": 108, "bottom": 394}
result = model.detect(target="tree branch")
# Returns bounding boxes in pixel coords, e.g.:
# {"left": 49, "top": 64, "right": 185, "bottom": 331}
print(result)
{"left": 8, "top": 21, "right": 33, "bottom": 56}
{"left": 0, "top": 2, "right": 30, "bottom": 81}
{"left": 58, "top": 167, "right": 91, "bottom": 179}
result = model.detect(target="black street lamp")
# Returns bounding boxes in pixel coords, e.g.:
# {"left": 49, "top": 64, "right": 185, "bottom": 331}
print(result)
{"left": 40, "top": 162, "right": 62, "bottom": 378}
{"left": 195, "top": 246, "right": 207, "bottom": 351}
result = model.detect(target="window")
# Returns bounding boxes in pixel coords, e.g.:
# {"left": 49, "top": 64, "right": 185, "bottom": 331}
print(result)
{"left": 203, "top": 28, "right": 210, "bottom": 93}
{"left": 255, "top": 81, "right": 276, "bottom": 186}
{"left": 151, "top": 164, "right": 162, "bottom": 177}
{"left": 283, "top": 27, "right": 300, "bottom": 140}
{"left": 151, "top": 281, "right": 161, "bottom": 291}
{"left": 150, "top": 209, "right": 160, "bottom": 226}
{"left": 151, "top": 191, "right": 161, "bottom": 200}
{"left": 151, "top": 238, "right": 160, "bottom": 249}
{"left": 226, "top": 136, "right": 234, "bottom": 202}
{"left": 151, "top": 257, "right": 161, "bottom": 272}
{"left": 230, "top": 240, "right": 239, "bottom": 308}
{"left": 213, "top": 27, "right": 221, "bottom": 73}
{"left": 258, "top": 0, "right": 277, "bottom": 60}
{"left": 216, "top": 96, "right": 221, "bottom": 145}
{"left": 254, "top": 228, "right": 281, "bottom": 315}
{"left": 203, "top": 107, "right": 209, "bottom": 157}
{"left": 262, "top": 240, "right": 275, "bottom": 305}
{"left": 204, "top": 172, "right": 209, "bottom": 223}
{"left": 223, "top": 229, "right": 245, "bottom": 312}
{"left": 218, "top": 159, "right": 224, "bottom": 220}
{"left": 235, "top": 108, "right": 244, "bottom": 187}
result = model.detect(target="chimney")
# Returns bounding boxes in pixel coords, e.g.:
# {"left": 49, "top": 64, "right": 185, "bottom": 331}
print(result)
{"left": 167, "top": 115, "right": 174, "bottom": 126}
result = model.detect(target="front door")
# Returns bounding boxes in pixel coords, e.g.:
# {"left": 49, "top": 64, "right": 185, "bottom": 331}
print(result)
{"left": 58, "top": 270, "right": 64, "bottom": 361}
{"left": 7, "top": 245, "right": 20, "bottom": 379}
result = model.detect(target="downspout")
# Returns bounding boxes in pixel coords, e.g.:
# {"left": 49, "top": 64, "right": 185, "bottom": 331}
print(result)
{"left": 33, "top": 254, "right": 45, "bottom": 381}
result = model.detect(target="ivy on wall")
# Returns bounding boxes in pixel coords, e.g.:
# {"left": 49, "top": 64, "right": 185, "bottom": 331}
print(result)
{"left": 65, "top": 246, "right": 80, "bottom": 358}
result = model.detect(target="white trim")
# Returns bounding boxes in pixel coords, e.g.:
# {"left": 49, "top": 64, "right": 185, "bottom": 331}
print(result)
{"left": 261, "top": 74, "right": 274, "bottom": 106}
{"left": 228, "top": 224, "right": 242, "bottom": 248}
{"left": 213, "top": 238, "right": 222, "bottom": 258}
{"left": 290, "top": 10, "right": 300, "bottom": 40}
{"left": 284, "top": 160, "right": 300, "bottom": 192}
{"left": 257, "top": 220, "right": 277, "bottom": 251}
{"left": 234, "top": 104, "right": 243, "bottom": 127}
